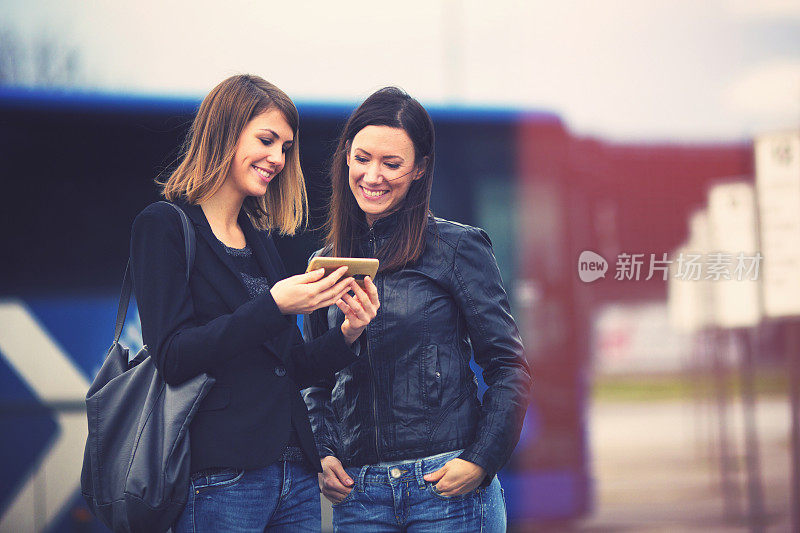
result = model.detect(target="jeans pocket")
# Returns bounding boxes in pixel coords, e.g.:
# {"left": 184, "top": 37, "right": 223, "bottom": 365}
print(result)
{"left": 192, "top": 468, "right": 246, "bottom": 492}
{"left": 428, "top": 482, "right": 473, "bottom": 501}
{"left": 331, "top": 488, "right": 356, "bottom": 507}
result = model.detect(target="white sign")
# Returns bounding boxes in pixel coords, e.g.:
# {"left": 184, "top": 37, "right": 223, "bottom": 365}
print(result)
{"left": 707, "top": 181, "right": 762, "bottom": 328}
{"left": 755, "top": 131, "right": 800, "bottom": 318}
{"left": 667, "top": 210, "right": 714, "bottom": 333}
{"left": 669, "top": 245, "right": 714, "bottom": 333}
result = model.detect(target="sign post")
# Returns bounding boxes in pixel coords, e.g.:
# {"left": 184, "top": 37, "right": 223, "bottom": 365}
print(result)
{"left": 708, "top": 181, "right": 764, "bottom": 531}
{"left": 754, "top": 130, "right": 800, "bottom": 533}
{"left": 670, "top": 210, "right": 743, "bottom": 520}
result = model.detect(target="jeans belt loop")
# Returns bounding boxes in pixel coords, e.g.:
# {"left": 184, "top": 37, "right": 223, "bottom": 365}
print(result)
{"left": 357, "top": 465, "right": 369, "bottom": 493}
{"left": 414, "top": 458, "right": 426, "bottom": 489}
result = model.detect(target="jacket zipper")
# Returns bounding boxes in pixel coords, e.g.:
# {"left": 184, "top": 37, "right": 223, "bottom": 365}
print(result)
{"left": 366, "top": 226, "right": 381, "bottom": 462}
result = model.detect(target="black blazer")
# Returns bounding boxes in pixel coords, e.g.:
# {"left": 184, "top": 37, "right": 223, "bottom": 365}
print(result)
{"left": 130, "top": 201, "right": 357, "bottom": 473}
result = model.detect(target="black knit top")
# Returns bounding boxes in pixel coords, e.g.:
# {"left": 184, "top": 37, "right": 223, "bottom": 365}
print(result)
{"left": 222, "top": 241, "right": 304, "bottom": 461}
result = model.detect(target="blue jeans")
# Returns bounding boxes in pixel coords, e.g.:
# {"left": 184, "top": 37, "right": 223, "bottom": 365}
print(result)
{"left": 332, "top": 450, "right": 506, "bottom": 532}
{"left": 173, "top": 461, "right": 320, "bottom": 532}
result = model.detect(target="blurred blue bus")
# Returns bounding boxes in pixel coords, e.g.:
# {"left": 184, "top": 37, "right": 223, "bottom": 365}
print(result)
{"left": 0, "top": 88, "right": 592, "bottom": 531}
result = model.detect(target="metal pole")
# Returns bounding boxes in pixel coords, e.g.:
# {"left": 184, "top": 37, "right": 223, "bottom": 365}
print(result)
{"left": 788, "top": 321, "right": 800, "bottom": 533}
{"left": 713, "top": 328, "right": 741, "bottom": 521}
{"left": 702, "top": 331, "right": 719, "bottom": 468}
{"left": 691, "top": 333, "right": 705, "bottom": 460}
{"left": 737, "top": 328, "right": 765, "bottom": 532}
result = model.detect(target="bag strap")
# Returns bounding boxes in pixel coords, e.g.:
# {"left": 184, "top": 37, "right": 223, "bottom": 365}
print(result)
{"left": 113, "top": 202, "right": 196, "bottom": 344}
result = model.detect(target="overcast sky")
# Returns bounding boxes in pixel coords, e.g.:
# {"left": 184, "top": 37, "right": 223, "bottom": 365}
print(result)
{"left": 2, "top": 0, "right": 799, "bottom": 142}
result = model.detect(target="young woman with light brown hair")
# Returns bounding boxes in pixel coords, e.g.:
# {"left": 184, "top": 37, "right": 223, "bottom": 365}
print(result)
{"left": 130, "top": 74, "right": 379, "bottom": 532}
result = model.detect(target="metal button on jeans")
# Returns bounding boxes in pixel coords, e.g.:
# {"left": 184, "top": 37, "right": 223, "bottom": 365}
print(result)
{"left": 390, "top": 467, "right": 402, "bottom": 479}
{"left": 274, "top": 366, "right": 286, "bottom": 377}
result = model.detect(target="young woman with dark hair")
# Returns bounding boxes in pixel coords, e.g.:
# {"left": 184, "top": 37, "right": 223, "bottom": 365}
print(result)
{"left": 130, "top": 74, "right": 379, "bottom": 532}
{"left": 303, "top": 87, "right": 531, "bottom": 531}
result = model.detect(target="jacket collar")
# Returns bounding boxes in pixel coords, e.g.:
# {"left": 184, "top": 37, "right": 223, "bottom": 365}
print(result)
{"left": 361, "top": 209, "right": 402, "bottom": 241}
{"left": 178, "top": 200, "right": 280, "bottom": 309}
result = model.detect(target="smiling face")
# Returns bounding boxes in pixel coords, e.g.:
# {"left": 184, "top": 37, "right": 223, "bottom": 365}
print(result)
{"left": 347, "top": 125, "right": 423, "bottom": 225}
{"left": 226, "top": 107, "right": 294, "bottom": 199}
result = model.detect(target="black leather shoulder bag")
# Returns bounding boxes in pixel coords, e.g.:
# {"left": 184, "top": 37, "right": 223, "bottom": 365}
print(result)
{"left": 80, "top": 201, "right": 215, "bottom": 533}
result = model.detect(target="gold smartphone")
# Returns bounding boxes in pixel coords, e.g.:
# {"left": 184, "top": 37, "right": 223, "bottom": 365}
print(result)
{"left": 306, "top": 257, "right": 379, "bottom": 288}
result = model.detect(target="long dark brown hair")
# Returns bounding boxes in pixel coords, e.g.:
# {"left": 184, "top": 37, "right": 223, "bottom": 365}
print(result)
{"left": 325, "top": 87, "right": 435, "bottom": 272}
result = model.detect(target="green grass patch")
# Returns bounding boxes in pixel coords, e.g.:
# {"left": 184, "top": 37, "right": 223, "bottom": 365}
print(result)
{"left": 592, "top": 369, "right": 790, "bottom": 402}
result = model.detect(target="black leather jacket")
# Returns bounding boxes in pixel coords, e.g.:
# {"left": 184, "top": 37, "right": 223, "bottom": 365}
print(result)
{"left": 302, "top": 213, "right": 531, "bottom": 482}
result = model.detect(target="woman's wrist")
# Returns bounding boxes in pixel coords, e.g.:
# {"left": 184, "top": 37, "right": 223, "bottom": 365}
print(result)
{"left": 269, "top": 286, "right": 288, "bottom": 314}
{"left": 341, "top": 325, "right": 362, "bottom": 346}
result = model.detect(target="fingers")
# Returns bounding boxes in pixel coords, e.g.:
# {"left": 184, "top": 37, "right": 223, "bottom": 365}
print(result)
{"left": 330, "top": 276, "right": 358, "bottom": 300}
{"left": 335, "top": 299, "right": 352, "bottom": 316}
{"left": 330, "top": 460, "right": 354, "bottom": 488}
{"left": 425, "top": 465, "right": 453, "bottom": 494}
{"left": 425, "top": 460, "right": 485, "bottom": 496}
{"left": 304, "top": 269, "right": 380, "bottom": 315}
{"left": 321, "top": 482, "right": 351, "bottom": 503}
{"left": 363, "top": 276, "right": 380, "bottom": 307}
{"left": 317, "top": 278, "right": 357, "bottom": 308}
{"left": 349, "top": 280, "right": 371, "bottom": 309}
{"left": 437, "top": 476, "right": 481, "bottom": 497}
{"left": 324, "top": 483, "right": 351, "bottom": 501}
{"left": 341, "top": 293, "right": 365, "bottom": 319}
{"left": 299, "top": 267, "right": 326, "bottom": 283}
{"left": 345, "top": 279, "right": 378, "bottom": 319}
{"left": 322, "top": 462, "right": 354, "bottom": 502}
{"left": 423, "top": 465, "right": 447, "bottom": 483}
{"left": 311, "top": 266, "right": 349, "bottom": 291}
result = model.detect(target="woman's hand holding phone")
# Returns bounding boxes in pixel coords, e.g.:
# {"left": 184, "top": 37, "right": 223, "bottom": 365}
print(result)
{"left": 338, "top": 276, "right": 380, "bottom": 345}
{"left": 270, "top": 266, "right": 354, "bottom": 315}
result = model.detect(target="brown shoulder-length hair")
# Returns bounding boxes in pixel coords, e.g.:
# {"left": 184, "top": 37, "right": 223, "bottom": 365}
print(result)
{"left": 325, "top": 87, "right": 435, "bottom": 272}
{"left": 160, "top": 74, "right": 307, "bottom": 234}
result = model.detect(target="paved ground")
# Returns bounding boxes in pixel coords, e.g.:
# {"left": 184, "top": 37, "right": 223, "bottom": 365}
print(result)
{"left": 549, "top": 397, "right": 794, "bottom": 532}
